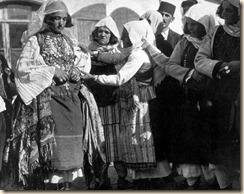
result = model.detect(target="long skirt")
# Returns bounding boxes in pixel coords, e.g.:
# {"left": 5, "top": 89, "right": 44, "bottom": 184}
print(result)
{"left": 50, "top": 85, "right": 83, "bottom": 171}
{"left": 99, "top": 103, "right": 120, "bottom": 163}
{"left": 119, "top": 100, "right": 156, "bottom": 169}
{"left": 4, "top": 84, "right": 84, "bottom": 188}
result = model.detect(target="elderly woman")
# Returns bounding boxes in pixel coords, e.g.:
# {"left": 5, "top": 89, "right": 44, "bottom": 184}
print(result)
{"left": 88, "top": 16, "right": 121, "bottom": 106}
{"left": 194, "top": 0, "right": 240, "bottom": 190}
{"left": 5, "top": 0, "right": 104, "bottom": 190}
{"left": 82, "top": 19, "right": 172, "bottom": 189}
{"left": 86, "top": 17, "right": 122, "bottom": 189}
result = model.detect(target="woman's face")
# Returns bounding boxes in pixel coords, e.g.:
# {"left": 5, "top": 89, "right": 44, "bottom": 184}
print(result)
{"left": 186, "top": 17, "right": 206, "bottom": 39}
{"left": 121, "top": 28, "right": 132, "bottom": 48}
{"left": 221, "top": 1, "right": 239, "bottom": 25}
{"left": 47, "top": 12, "right": 67, "bottom": 33}
{"left": 96, "top": 26, "right": 111, "bottom": 45}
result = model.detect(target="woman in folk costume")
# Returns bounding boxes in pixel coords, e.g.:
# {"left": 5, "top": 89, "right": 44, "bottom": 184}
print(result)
{"left": 82, "top": 19, "right": 172, "bottom": 189}
{"left": 5, "top": 0, "right": 105, "bottom": 190}
{"left": 142, "top": 3, "right": 217, "bottom": 189}
{"left": 194, "top": 0, "right": 240, "bottom": 190}
{"left": 87, "top": 16, "right": 131, "bottom": 189}
{"left": 88, "top": 16, "right": 121, "bottom": 107}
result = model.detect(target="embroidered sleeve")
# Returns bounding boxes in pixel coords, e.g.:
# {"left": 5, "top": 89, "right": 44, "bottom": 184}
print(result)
{"left": 14, "top": 36, "right": 55, "bottom": 105}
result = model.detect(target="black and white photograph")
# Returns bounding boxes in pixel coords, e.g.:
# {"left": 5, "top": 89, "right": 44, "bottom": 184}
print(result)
{"left": 0, "top": 0, "right": 240, "bottom": 191}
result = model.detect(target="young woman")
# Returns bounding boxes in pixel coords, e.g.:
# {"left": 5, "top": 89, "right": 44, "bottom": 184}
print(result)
{"left": 195, "top": 0, "right": 240, "bottom": 190}
{"left": 4, "top": 0, "right": 104, "bottom": 190}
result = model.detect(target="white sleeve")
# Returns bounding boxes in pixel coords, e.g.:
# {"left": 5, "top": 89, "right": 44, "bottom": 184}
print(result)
{"left": 74, "top": 46, "right": 91, "bottom": 73}
{"left": 0, "top": 96, "right": 6, "bottom": 112}
{"left": 14, "top": 36, "right": 55, "bottom": 105}
{"left": 96, "top": 50, "right": 145, "bottom": 86}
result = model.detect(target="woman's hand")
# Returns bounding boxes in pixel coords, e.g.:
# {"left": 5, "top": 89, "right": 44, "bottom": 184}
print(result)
{"left": 217, "top": 60, "right": 240, "bottom": 79}
{"left": 70, "top": 68, "right": 80, "bottom": 82}
{"left": 54, "top": 67, "right": 69, "bottom": 82}
{"left": 80, "top": 70, "right": 96, "bottom": 81}
{"left": 141, "top": 38, "right": 150, "bottom": 49}
{"left": 90, "top": 51, "right": 99, "bottom": 60}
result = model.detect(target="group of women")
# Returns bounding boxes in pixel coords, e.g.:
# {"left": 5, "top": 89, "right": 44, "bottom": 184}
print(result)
{"left": 0, "top": 0, "right": 240, "bottom": 191}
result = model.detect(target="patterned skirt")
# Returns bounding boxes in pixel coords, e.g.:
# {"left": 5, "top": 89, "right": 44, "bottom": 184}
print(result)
{"left": 119, "top": 101, "right": 156, "bottom": 169}
{"left": 118, "top": 80, "right": 157, "bottom": 169}
{"left": 99, "top": 103, "right": 121, "bottom": 163}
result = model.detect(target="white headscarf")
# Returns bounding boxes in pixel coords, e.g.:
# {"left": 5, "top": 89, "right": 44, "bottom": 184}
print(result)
{"left": 184, "top": 3, "right": 216, "bottom": 48}
{"left": 25, "top": 0, "right": 72, "bottom": 44}
{"left": 123, "top": 19, "right": 155, "bottom": 50}
{"left": 94, "top": 16, "right": 120, "bottom": 40}
{"left": 185, "top": 3, "right": 216, "bottom": 35}
{"left": 140, "top": 10, "right": 163, "bottom": 35}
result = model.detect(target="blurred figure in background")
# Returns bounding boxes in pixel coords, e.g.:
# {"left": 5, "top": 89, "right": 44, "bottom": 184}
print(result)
{"left": 156, "top": 1, "right": 181, "bottom": 54}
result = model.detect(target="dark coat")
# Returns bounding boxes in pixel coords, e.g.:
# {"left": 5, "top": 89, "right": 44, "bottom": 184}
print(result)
{"left": 150, "top": 28, "right": 182, "bottom": 162}
{"left": 156, "top": 29, "right": 181, "bottom": 56}
{"left": 167, "top": 29, "right": 182, "bottom": 50}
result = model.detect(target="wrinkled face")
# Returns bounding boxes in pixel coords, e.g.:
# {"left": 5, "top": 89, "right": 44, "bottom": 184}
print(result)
{"left": 121, "top": 28, "right": 132, "bottom": 48}
{"left": 96, "top": 26, "right": 111, "bottom": 45}
{"left": 221, "top": 1, "right": 239, "bottom": 25}
{"left": 185, "top": 17, "right": 206, "bottom": 39}
{"left": 47, "top": 12, "right": 67, "bottom": 33}
{"left": 159, "top": 11, "right": 174, "bottom": 29}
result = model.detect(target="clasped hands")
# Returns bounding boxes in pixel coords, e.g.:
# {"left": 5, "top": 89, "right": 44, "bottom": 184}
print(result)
{"left": 216, "top": 60, "right": 240, "bottom": 79}
{"left": 54, "top": 67, "right": 81, "bottom": 83}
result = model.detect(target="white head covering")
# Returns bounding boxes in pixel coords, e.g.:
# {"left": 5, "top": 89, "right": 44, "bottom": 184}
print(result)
{"left": 25, "top": 0, "right": 71, "bottom": 43}
{"left": 185, "top": 3, "right": 216, "bottom": 35}
{"left": 94, "top": 16, "right": 120, "bottom": 40}
{"left": 184, "top": 4, "right": 217, "bottom": 48}
{"left": 123, "top": 19, "right": 155, "bottom": 49}
{"left": 140, "top": 10, "right": 163, "bottom": 35}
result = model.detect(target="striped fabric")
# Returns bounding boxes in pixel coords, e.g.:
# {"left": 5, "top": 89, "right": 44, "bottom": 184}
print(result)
{"left": 119, "top": 100, "right": 156, "bottom": 169}
{"left": 118, "top": 80, "right": 156, "bottom": 169}
{"left": 99, "top": 103, "right": 121, "bottom": 162}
